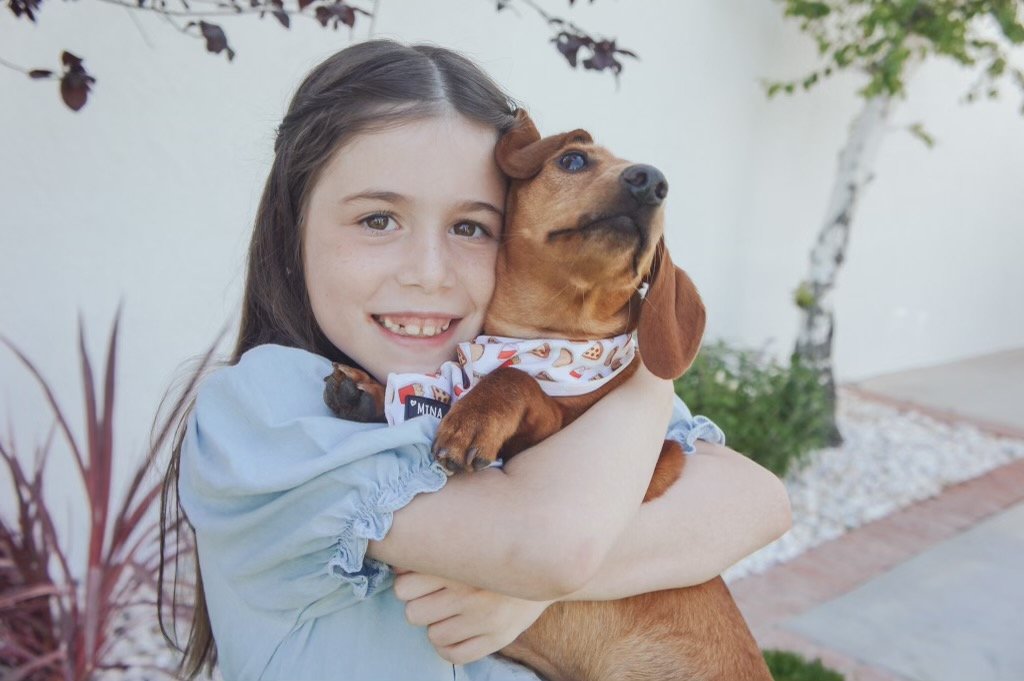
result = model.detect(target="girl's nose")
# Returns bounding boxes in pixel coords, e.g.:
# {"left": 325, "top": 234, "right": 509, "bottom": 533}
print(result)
{"left": 396, "top": 228, "right": 456, "bottom": 293}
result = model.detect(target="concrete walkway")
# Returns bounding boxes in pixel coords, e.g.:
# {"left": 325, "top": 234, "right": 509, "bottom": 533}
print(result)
{"left": 729, "top": 348, "right": 1024, "bottom": 681}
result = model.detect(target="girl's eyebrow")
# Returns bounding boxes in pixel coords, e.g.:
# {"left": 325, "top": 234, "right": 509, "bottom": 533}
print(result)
{"left": 340, "top": 190, "right": 503, "bottom": 218}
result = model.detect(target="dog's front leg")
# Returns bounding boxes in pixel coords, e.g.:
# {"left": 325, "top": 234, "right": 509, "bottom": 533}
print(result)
{"left": 323, "top": 363, "right": 386, "bottom": 423}
{"left": 433, "top": 367, "right": 563, "bottom": 474}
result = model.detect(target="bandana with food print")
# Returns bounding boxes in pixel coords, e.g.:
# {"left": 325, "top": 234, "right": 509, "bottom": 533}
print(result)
{"left": 383, "top": 332, "right": 637, "bottom": 425}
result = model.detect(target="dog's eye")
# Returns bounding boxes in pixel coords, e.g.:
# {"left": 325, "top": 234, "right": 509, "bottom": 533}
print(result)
{"left": 558, "top": 152, "right": 588, "bottom": 172}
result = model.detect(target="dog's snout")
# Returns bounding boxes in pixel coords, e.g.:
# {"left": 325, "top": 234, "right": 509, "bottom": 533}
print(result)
{"left": 621, "top": 165, "right": 668, "bottom": 207}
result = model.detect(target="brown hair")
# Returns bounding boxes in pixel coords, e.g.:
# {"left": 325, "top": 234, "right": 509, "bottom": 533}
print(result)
{"left": 158, "top": 39, "right": 519, "bottom": 678}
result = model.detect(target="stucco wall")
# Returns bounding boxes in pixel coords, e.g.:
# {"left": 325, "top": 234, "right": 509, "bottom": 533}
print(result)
{"left": 2, "top": 1, "right": 1023, "bottom": 506}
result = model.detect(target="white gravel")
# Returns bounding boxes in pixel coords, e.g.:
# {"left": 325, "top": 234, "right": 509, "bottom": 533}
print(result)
{"left": 723, "top": 389, "right": 1024, "bottom": 583}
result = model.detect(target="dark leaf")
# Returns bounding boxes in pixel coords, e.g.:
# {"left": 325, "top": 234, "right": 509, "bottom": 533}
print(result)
{"left": 552, "top": 31, "right": 590, "bottom": 68}
{"left": 8, "top": 0, "right": 42, "bottom": 22}
{"left": 28, "top": 69, "right": 53, "bottom": 79}
{"left": 61, "top": 50, "right": 82, "bottom": 70}
{"left": 313, "top": 2, "right": 357, "bottom": 28}
{"left": 59, "top": 60, "right": 97, "bottom": 114}
{"left": 272, "top": 8, "right": 288, "bottom": 26}
{"left": 336, "top": 3, "right": 355, "bottom": 27}
{"left": 198, "top": 20, "right": 235, "bottom": 61}
{"left": 298, "top": 0, "right": 313, "bottom": 8}
{"left": 582, "top": 40, "right": 624, "bottom": 74}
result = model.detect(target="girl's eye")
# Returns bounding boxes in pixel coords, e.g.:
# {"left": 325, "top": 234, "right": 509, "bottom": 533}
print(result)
{"left": 558, "top": 152, "right": 588, "bottom": 172}
{"left": 362, "top": 212, "right": 398, "bottom": 232}
{"left": 451, "top": 222, "right": 491, "bottom": 239}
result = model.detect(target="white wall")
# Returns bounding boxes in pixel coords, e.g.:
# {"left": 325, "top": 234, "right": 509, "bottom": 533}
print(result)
{"left": 2, "top": 1, "right": 1023, "bottom": 511}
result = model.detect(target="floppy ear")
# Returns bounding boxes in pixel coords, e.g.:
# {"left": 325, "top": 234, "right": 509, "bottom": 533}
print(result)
{"left": 496, "top": 109, "right": 593, "bottom": 179}
{"left": 637, "top": 239, "right": 706, "bottom": 379}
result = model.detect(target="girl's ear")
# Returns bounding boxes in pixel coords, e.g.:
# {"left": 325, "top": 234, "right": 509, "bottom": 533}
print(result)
{"left": 637, "top": 239, "right": 706, "bottom": 379}
{"left": 496, "top": 109, "right": 593, "bottom": 179}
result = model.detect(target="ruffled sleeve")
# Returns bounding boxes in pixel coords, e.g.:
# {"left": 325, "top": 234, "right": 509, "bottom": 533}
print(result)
{"left": 178, "top": 344, "right": 449, "bottom": 615}
{"left": 665, "top": 393, "right": 726, "bottom": 454}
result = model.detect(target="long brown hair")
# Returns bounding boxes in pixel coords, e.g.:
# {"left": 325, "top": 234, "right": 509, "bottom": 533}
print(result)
{"left": 158, "top": 39, "right": 519, "bottom": 678}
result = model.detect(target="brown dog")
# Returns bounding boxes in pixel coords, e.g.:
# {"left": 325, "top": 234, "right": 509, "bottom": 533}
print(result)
{"left": 324, "top": 110, "right": 772, "bottom": 681}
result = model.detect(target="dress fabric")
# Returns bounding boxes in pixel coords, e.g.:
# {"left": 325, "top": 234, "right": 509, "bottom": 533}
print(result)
{"left": 178, "top": 344, "right": 725, "bottom": 680}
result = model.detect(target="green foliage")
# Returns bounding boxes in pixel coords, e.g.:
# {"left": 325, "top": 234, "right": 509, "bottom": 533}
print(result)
{"left": 765, "top": 0, "right": 1024, "bottom": 113}
{"left": 674, "top": 341, "right": 832, "bottom": 477}
{"left": 908, "top": 121, "right": 936, "bottom": 146}
{"left": 793, "top": 281, "right": 817, "bottom": 310}
{"left": 764, "top": 649, "right": 846, "bottom": 681}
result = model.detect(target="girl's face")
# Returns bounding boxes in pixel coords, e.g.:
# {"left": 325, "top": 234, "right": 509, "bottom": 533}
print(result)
{"left": 302, "top": 115, "right": 506, "bottom": 383}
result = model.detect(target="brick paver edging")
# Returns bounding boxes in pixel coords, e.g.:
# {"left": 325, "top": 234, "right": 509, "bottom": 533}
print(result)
{"left": 727, "top": 455, "right": 1024, "bottom": 681}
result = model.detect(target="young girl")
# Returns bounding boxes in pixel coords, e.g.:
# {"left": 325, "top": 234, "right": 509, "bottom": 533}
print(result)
{"left": 161, "top": 39, "right": 792, "bottom": 681}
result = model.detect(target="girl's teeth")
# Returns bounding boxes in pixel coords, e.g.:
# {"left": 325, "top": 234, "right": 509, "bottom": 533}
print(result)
{"left": 377, "top": 317, "right": 452, "bottom": 337}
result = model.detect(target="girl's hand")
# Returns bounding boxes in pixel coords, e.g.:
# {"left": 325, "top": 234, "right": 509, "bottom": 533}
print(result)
{"left": 393, "top": 570, "right": 552, "bottom": 665}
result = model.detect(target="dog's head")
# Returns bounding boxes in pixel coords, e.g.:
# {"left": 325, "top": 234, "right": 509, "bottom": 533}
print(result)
{"left": 486, "top": 109, "right": 705, "bottom": 380}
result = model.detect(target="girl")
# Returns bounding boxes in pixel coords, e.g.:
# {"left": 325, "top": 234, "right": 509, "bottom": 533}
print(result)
{"left": 161, "top": 39, "right": 792, "bottom": 681}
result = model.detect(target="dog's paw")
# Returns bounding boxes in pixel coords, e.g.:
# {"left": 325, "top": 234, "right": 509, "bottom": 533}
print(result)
{"left": 323, "top": 364, "right": 384, "bottom": 423}
{"left": 433, "top": 399, "right": 519, "bottom": 475}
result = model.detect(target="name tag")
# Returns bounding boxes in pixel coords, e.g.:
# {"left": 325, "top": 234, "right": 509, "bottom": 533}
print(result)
{"left": 404, "top": 396, "right": 450, "bottom": 421}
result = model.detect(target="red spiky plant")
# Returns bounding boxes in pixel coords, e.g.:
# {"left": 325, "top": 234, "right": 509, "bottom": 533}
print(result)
{"left": 1, "top": 311, "right": 218, "bottom": 680}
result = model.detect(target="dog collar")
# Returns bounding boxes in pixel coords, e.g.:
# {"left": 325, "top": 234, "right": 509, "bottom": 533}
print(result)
{"left": 383, "top": 332, "right": 637, "bottom": 425}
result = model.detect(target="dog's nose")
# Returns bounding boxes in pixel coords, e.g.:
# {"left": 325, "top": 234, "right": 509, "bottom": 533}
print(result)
{"left": 621, "top": 165, "right": 668, "bottom": 207}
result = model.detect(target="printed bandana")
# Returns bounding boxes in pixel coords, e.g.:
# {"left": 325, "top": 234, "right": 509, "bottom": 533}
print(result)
{"left": 384, "top": 333, "right": 637, "bottom": 425}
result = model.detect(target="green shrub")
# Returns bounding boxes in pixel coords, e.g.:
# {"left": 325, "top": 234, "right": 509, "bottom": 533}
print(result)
{"left": 674, "top": 340, "right": 831, "bottom": 477}
{"left": 763, "top": 649, "right": 845, "bottom": 681}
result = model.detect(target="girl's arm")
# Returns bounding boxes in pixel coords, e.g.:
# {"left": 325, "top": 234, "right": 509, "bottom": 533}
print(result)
{"left": 391, "top": 443, "right": 791, "bottom": 664}
{"left": 367, "top": 364, "right": 676, "bottom": 601}
{"left": 561, "top": 440, "right": 792, "bottom": 601}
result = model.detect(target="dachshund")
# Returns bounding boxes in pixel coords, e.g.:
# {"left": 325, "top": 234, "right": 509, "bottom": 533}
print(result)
{"left": 324, "top": 109, "right": 772, "bottom": 681}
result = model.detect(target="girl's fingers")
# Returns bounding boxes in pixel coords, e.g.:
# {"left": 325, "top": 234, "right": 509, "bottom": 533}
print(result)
{"left": 427, "top": 615, "right": 478, "bottom": 650}
{"left": 403, "top": 588, "right": 465, "bottom": 627}
{"left": 392, "top": 572, "right": 448, "bottom": 602}
{"left": 437, "top": 635, "right": 494, "bottom": 666}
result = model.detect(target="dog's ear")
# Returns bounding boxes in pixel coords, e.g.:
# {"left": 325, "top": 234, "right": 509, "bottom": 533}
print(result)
{"left": 637, "top": 239, "right": 706, "bottom": 380}
{"left": 496, "top": 109, "right": 593, "bottom": 179}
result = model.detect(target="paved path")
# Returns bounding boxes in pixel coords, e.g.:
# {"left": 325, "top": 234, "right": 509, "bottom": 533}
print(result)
{"left": 729, "top": 348, "right": 1024, "bottom": 681}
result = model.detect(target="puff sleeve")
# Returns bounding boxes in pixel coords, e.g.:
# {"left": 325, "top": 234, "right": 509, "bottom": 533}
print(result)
{"left": 178, "top": 344, "right": 449, "bottom": 616}
{"left": 665, "top": 393, "right": 726, "bottom": 454}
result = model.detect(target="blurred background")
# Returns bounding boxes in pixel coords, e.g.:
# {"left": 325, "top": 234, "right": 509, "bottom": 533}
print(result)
{"left": 3, "top": 1, "right": 1022, "bottom": 463}
{"left": 2, "top": 1, "right": 1023, "bottom": 679}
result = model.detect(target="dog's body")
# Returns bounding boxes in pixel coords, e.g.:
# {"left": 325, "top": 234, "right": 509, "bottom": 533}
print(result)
{"left": 324, "top": 111, "right": 772, "bottom": 681}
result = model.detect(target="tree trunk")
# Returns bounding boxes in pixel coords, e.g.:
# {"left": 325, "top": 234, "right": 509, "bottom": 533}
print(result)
{"left": 793, "top": 93, "right": 894, "bottom": 445}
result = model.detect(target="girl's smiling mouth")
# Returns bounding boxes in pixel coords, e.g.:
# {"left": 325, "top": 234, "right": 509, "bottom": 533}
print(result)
{"left": 372, "top": 313, "right": 460, "bottom": 339}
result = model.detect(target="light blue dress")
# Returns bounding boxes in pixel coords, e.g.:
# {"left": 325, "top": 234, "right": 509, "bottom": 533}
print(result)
{"left": 178, "top": 344, "right": 725, "bottom": 681}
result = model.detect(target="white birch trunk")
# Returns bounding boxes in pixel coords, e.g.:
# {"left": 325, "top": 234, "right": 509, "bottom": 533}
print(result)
{"left": 794, "top": 93, "right": 894, "bottom": 442}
